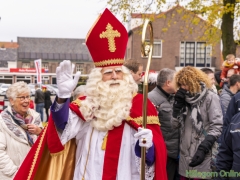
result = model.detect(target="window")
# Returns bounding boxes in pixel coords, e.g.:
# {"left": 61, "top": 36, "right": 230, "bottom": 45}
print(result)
{"left": 76, "top": 63, "right": 84, "bottom": 73}
{"left": 142, "top": 39, "right": 162, "bottom": 58}
{"left": 22, "top": 63, "right": 30, "bottom": 68}
{"left": 180, "top": 42, "right": 212, "bottom": 67}
{"left": 43, "top": 63, "right": 49, "bottom": 70}
{"left": 152, "top": 40, "right": 162, "bottom": 58}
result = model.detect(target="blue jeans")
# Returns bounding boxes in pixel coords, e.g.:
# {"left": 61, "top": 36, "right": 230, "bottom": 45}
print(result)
{"left": 36, "top": 102, "right": 44, "bottom": 122}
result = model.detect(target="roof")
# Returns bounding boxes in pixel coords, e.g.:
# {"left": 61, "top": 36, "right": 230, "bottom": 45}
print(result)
{"left": 0, "top": 42, "right": 19, "bottom": 49}
{"left": 0, "top": 48, "right": 17, "bottom": 61}
{"left": 17, "top": 37, "right": 93, "bottom": 61}
{"left": 17, "top": 37, "right": 88, "bottom": 53}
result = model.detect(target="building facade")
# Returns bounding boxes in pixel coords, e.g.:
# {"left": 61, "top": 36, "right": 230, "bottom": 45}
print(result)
{"left": 127, "top": 5, "right": 222, "bottom": 72}
{"left": 0, "top": 37, "right": 94, "bottom": 84}
{"left": 0, "top": 41, "right": 18, "bottom": 68}
{"left": 17, "top": 37, "right": 94, "bottom": 73}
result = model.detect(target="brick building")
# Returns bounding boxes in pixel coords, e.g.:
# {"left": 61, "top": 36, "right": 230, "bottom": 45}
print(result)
{"left": 126, "top": 5, "right": 222, "bottom": 72}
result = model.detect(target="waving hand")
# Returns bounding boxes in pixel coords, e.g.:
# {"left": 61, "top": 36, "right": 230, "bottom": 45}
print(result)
{"left": 56, "top": 60, "right": 81, "bottom": 98}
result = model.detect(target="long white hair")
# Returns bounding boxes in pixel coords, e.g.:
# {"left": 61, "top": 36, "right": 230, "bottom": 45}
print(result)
{"left": 80, "top": 66, "right": 138, "bottom": 131}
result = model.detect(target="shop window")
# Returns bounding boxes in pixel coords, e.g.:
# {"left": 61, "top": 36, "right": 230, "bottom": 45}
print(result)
{"left": 22, "top": 63, "right": 30, "bottom": 68}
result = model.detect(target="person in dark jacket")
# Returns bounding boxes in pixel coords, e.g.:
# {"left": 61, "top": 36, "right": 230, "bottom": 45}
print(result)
{"left": 215, "top": 112, "right": 240, "bottom": 180}
{"left": 219, "top": 91, "right": 240, "bottom": 148}
{"left": 34, "top": 84, "right": 45, "bottom": 122}
{"left": 42, "top": 86, "right": 52, "bottom": 122}
{"left": 220, "top": 74, "right": 240, "bottom": 117}
{"left": 224, "top": 92, "right": 240, "bottom": 126}
{"left": 214, "top": 70, "right": 222, "bottom": 86}
{"left": 148, "top": 68, "right": 179, "bottom": 180}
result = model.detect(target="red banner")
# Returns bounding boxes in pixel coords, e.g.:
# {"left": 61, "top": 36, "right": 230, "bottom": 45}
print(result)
{"left": 34, "top": 59, "right": 42, "bottom": 84}
{"left": 10, "top": 68, "right": 45, "bottom": 73}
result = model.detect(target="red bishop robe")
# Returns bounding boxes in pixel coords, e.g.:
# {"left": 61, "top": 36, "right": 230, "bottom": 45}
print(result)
{"left": 14, "top": 93, "right": 167, "bottom": 180}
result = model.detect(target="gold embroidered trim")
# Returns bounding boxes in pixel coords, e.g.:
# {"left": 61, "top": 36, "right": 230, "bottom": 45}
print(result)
{"left": 71, "top": 98, "right": 81, "bottom": 107}
{"left": 99, "top": 23, "right": 120, "bottom": 52}
{"left": 126, "top": 115, "right": 160, "bottom": 126}
{"left": 101, "top": 133, "right": 108, "bottom": 150}
{"left": 27, "top": 124, "right": 48, "bottom": 180}
{"left": 132, "top": 93, "right": 137, "bottom": 98}
{"left": 94, "top": 59, "right": 124, "bottom": 67}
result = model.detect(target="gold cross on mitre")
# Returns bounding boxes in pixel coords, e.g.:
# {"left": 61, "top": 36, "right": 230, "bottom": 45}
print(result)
{"left": 99, "top": 23, "right": 121, "bottom": 52}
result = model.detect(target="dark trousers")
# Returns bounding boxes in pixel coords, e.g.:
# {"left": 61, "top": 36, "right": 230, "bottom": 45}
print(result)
{"left": 45, "top": 108, "right": 49, "bottom": 122}
{"left": 167, "top": 156, "right": 179, "bottom": 180}
{"left": 36, "top": 102, "right": 44, "bottom": 122}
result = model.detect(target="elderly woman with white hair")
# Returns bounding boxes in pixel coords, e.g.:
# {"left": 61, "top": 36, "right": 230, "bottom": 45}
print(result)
{"left": 0, "top": 81, "right": 43, "bottom": 180}
{"left": 73, "top": 85, "right": 86, "bottom": 100}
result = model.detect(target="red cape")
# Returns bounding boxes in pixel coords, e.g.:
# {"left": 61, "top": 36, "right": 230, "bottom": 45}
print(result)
{"left": 14, "top": 94, "right": 167, "bottom": 180}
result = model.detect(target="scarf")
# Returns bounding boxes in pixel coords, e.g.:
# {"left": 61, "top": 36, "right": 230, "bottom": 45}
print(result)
{"left": 2, "top": 108, "right": 34, "bottom": 146}
{"left": 179, "top": 82, "right": 208, "bottom": 135}
{"left": 11, "top": 108, "right": 34, "bottom": 146}
{"left": 11, "top": 108, "right": 33, "bottom": 124}
{"left": 222, "top": 60, "right": 234, "bottom": 68}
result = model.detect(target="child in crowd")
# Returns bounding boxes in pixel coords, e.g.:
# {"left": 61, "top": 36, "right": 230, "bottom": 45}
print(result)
{"left": 220, "top": 54, "right": 240, "bottom": 87}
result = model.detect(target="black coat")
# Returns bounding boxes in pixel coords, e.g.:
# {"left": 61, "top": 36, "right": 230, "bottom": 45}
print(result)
{"left": 219, "top": 92, "right": 240, "bottom": 143}
{"left": 44, "top": 90, "right": 52, "bottom": 109}
{"left": 215, "top": 112, "right": 240, "bottom": 180}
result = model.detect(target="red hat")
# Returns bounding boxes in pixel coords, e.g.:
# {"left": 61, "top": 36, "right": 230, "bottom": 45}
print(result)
{"left": 86, "top": 8, "right": 128, "bottom": 67}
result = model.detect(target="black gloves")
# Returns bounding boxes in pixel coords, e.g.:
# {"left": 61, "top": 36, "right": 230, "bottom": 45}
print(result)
{"left": 189, "top": 135, "right": 216, "bottom": 167}
{"left": 172, "top": 88, "right": 187, "bottom": 118}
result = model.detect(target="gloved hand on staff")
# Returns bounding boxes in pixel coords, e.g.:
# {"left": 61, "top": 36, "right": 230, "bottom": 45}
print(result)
{"left": 134, "top": 127, "right": 153, "bottom": 149}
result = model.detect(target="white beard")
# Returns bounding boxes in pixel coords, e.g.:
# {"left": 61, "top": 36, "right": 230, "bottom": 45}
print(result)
{"left": 80, "top": 67, "right": 138, "bottom": 131}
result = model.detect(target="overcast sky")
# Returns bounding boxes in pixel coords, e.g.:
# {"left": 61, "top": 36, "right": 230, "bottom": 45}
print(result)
{"left": 0, "top": 0, "right": 109, "bottom": 42}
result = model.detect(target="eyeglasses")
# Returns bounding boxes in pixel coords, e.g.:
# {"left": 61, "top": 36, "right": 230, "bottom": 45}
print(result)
{"left": 16, "top": 96, "right": 31, "bottom": 101}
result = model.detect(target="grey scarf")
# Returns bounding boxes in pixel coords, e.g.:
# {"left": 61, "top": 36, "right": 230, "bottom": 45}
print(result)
{"left": 180, "top": 82, "right": 208, "bottom": 135}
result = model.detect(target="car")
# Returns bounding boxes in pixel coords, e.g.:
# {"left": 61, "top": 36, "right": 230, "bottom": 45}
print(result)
{"left": 0, "top": 84, "right": 11, "bottom": 96}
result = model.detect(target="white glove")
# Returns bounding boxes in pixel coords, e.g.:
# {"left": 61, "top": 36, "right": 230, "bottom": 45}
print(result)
{"left": 134, "top": 127, "right": 153, "bottom": 149}
{"left": 56, "top": 60, "right": 81, "bottom": 98}
{"left": 233, "top": 65, "right": 238, "bottom": 69}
